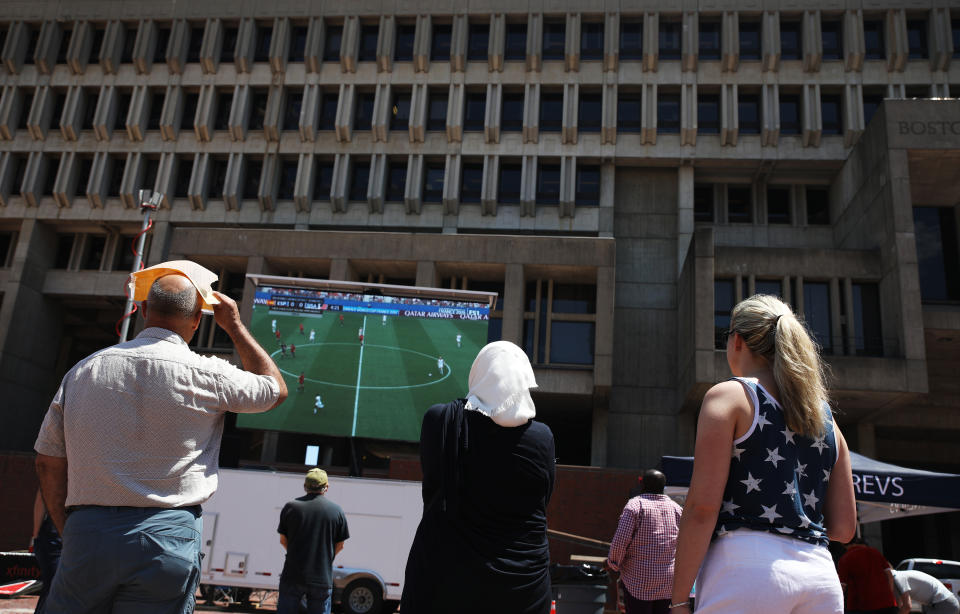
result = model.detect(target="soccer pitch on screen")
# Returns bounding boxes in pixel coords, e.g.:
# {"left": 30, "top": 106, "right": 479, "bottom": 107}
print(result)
{"left": 237, "top": 277, "right": 494, "bottom": 442}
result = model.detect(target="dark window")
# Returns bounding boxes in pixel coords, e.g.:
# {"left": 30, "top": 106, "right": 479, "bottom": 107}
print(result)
{"left": 781, "top": 20, "right": 801, "bottom": 60}
{"left": 699, "top": 20, "right": 721, "bottom": 60}
{"left": 580, "top": 21, "right": 603, "bottom": 60}
{"left": 550, "top": 320, "right": 595, "bottom": 365}
{"left": 658, "top": 93, "right": 681, "bottom": 133}
{"left": 56, "top": 27, "right": 72, "bottom": 64}
{"left": 468, "top": 21, "right": 489, "bottom": 60}
{"left": 141, "top": 158, "right": 159, "bottom": 191}
{"left": 715, "top": 278, "right": 735, "bottom": 348}
{"left": 289, "top": 26, "right": 308, "bottom": 62}
{"left": 821, "top": 94, "right": 842, "bottom": 135}
{"left": 395, "top": 24, "right": 415, "bottom": 61}
{"left": 391, "top": 91, "right": 411, "bottom": 132}
{"left": 806, "top": 187, "right": 830, "bottom": 225}
{"left": 698, "top": 94, "right": 720, "bottom": 134}
{"left": 537, "top": 162, "right": 561, "bottom": 204}
{"left": 620, "top": 19, "right": 643, "bottom": 59}
{"left": 186, "top": 26, "right": 204, "bottom": 63}
{"left": 354, "top": 93, "right": 374, "bottom": 131}
{"left": 502, "top": 92, "right": 524, "bottom": 132}
{"left": 803, "top": 282, "right": 832, "bottom": 352}
{"left": 427, "top": 90, "right": 447, "bottom": 131}
{"left": 852, "top": 283, "right": 883, "bottom": 356}
{"left": 80, "top": 235, "right": 106, "bottom": 270}
{"left": 221, "top": 27, "right": 238, "bottom": 63}
{"left": 906, "top": 85, "right": 928, "bottom": 99}
{"left": 822, "top": 19, "right": 842, "bottom": 60}
{"left": 431, "top": 24, "right": 451, "bottom": 61}
{"left": 755, "top": 279, "right": 783, "bottom": 297}
{"left": 907, "top": 19, "right": 928, "bottom": 59}
{"left": 617, "top": 93, "right": 642, "bottom": 133}
{"left": 542, "top": 20, "right": 565, "bottom": 60}
{"left": 243, "top": 159, "right": 262, "bottom": 200}
{"left": 208, "top": 158, "right": 228, "bottom": 199}
{"left": 464, "top": 92, "right": 486, "bottom": 131}
{"left": 780, "top": 94, "right": 801, "bottom": 134}
{"left": 694, "top": 185, "right": 714, "bottom": 222}
{"left": 460, "top": 163, "right": 483, "bottom": 202}
{"left": 181, "top": 92, "right": 198, "bottom": 130}
{"left": 173, "top": 156, "right": 192, "bottom": 198}
{"left": 18, "top": 91, "right": 34, "bottom": 130}
{"left": 739, "top": 20, "right": 761, "bottom": 60}
{"left": 324, "top": 25, "right": 342, "bottom": 61}
{"left": 576, "top": 165, "right": 601, "bottom": 206}
{"left": 540, "top": 92, "right": 562, "bottom": 132}
{"left": 81, "top": 90, "right": 98, "bottom": 130}
{"left": 277, "top": 158, "right": 297, "bottom": 200}
{"left": 498, "top": 162, "right": 522, "bottom": 203}
{"left": 863, "top": 92, "right": 884, "bottom": 125}
{"left": 727, "top": 185, "right": 752, "bottom": 223}
{"left": 739, "top": 93, "right": 760, "bottom": 134}
{"left": 314, "top": 160, "right": 334, "bottom": 200}
{"left": 505, "top": 22, "right": 527, "bottom": 60}
{"left": 23, "top": 27, "right": 38, "bottom": 64}
{"left": 953, "top": 19, "right": 960, "bottom": 58}
{"left": 0, "top": 233, "right": 12, "bottom": 268}
{"left": 54, "top": 92, "right": 67, "bottom": 124}
{"left": 249, "top": 90, "right": 268, "bottom": 130}
{"left": 147, "top": 90, "right": 165, "bottom": 130}
{"left": 913, "top": 206, "right": 960, "bottom": 302}
{"left": 319, "top": 92, "right": 338, "bottom": 131}
{"left": 386, "top": 161, "right": 406, "bottom": 202}
{"left": 579, "top": 93, "right": 602, "bottom": 132}
{"left": 214, "top": 91, "right": 233, "bottom": 131}
{"left": 358, "top": 24, "right": 378, "bottom": 62}
{"left": 254, "top": 25, "right": 272, "bottom": 62}
{"left": 114, "top": 91, "right": 131, "bottom": 130}
{"left": 54, "top": 235, "right": 74, "bottom": 269}
{"left": 120, "top": 25, "right": 136, "bottom": 63}
{"left": 423, "top": 163, "right": 444, "bottom": 202}
{"left": 659, "top": 20, "right": 681, "bottom": 59}
{"left": 767, "top": 186, "right": 791, "bottom": 224}
{"left": 76, "top": 157, "right": 93, "bottom": 192}
{"left": 154, "top": 27, "right": 170, "bottom": 63}
{"left": 90, "top": 27, "right": 105, "bottom": 63}
{"left": 283, "top": 90, "right": 302, "bottom": 131}
{"left": 114, "top": 235, "right": 137, "bottom": 271}
{"left": 349, "top": 162, "right": 369, "bottom": 201}
{"left": 864, "top": 19, "right": 885, "bottom": 60}
{"left": 106, "top": 156, "right": 124, "bottom": 197}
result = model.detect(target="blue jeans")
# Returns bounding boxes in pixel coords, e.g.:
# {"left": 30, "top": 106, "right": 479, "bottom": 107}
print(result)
{"left": 277, "top": 578, "right": 333, "bottom": 614}
{"left": 34, "top": 515, "right": 62, "bottom": 613}
{"left": 43, "top": 506, "right": 202, "bottom": 614}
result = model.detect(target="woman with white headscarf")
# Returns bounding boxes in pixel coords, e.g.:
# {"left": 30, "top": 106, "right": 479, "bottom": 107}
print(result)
{"left": 400, "top": 341, "right": 556, "bottom": 614}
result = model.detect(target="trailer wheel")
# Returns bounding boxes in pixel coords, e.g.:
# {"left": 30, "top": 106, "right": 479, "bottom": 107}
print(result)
{"left": 341, "top": 579, "right": 382, "bottom": 614}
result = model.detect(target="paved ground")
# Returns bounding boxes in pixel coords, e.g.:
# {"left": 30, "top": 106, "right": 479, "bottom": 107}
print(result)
{"left": 0, "top": 595, "right": 277, "bottom": 613}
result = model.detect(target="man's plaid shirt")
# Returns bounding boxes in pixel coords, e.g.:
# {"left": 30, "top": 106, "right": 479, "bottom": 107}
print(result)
{"left": 607, "top": 494, "right": 683, "bottom": 601}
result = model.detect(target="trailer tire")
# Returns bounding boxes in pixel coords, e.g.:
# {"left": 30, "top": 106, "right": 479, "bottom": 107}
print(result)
{"left": 341, "top": 579, "right": 383, "bottom": 614}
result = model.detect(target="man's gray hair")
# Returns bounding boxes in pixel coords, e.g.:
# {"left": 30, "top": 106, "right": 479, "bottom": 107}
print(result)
{"left": 146, "top": 278, "right": 201, "bottom": 318}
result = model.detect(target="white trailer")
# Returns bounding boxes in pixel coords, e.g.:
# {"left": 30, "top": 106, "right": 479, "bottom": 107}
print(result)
{"left": 199, "top": 468, "right": 422, "bottom": 614}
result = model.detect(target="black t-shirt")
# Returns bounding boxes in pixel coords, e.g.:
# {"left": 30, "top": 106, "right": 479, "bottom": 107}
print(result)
{"left": 277, "top": 493, "right": 350, "bottom": 587}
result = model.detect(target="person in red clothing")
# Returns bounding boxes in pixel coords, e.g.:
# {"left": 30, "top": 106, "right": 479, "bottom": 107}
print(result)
{"left": 838, "top": 538, "right": 898, "bottom": 614}
{"left": 297, "top": 372, "right": 305, "bottom": 392}
{"left": 606, "top": 469, "right": 683, "bottom": 614}
{"left": 290, "top": 343, "right": 296, "bottom": 358}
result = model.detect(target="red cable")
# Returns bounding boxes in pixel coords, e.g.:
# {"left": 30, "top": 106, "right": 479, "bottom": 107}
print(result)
{"left": 114, "top": 217, "right": 155, "bottom": 337}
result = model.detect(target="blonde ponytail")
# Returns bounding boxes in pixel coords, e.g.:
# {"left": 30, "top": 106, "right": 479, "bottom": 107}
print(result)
{"left": 730, "top": 295, "right": 830, "bottom": 438}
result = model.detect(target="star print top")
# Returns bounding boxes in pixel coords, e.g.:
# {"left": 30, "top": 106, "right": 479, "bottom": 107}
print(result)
{"left": 714, "top": 377, "right": 838, "bottom": 547}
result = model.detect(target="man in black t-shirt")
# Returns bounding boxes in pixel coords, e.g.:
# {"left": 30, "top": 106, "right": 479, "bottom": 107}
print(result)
{"left": 277, "top": 468, "right": 350, "bottom": 614}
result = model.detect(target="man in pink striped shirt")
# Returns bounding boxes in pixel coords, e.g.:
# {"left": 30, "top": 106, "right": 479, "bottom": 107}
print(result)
{"left": 606, "top": 470, "right": 683, "bottom": 614}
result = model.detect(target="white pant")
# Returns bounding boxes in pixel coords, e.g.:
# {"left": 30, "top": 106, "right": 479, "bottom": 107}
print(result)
{"left": 695, "top": 530, "right": 843, "bottom": 614}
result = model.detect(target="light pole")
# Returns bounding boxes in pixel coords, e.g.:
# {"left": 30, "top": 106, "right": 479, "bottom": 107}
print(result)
{"left": 117, "top": 189, "right": 162, "bottom": 342}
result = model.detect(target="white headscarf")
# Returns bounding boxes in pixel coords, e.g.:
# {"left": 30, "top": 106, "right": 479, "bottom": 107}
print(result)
{"left": 464, "top": 341, "right": 538, "bottom": 427}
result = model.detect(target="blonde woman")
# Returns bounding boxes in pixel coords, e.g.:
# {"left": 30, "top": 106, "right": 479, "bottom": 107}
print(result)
{"left": 670, "top": 295, "right": 857, "bottom": 614}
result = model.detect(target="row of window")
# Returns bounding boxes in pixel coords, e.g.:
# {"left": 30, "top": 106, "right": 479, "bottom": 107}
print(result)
{"left": 5, "top": 83, "right": 940, "bottom": 143}
{"left": 3, "top": 152, "right": 602, "bottom": 207}
{"left": 695, "top": 184, "right": 831, "bottom": 225}
{"left": 3, "top": 13, "right": 957, "bottom": 73}
{"left": 714, "top": 277, "right": 883, "bottom": 356}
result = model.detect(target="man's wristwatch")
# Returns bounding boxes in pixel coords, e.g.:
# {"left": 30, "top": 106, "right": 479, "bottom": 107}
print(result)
{"left": 668, "top": 601, "right": 690, "bottom": 609}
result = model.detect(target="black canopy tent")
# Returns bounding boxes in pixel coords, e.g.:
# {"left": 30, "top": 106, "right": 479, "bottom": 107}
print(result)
{"left": 661, "top": 452, "right": 960, "bottom": 524}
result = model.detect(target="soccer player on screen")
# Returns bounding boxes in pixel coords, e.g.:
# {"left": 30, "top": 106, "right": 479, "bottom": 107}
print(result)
{"left": 299, "top": 323, "right": 304, "bottom": 336}
{"left": 290, "top": 343, "right": 296, "bottom": 358}
{"left": 280, "top": 342, "right": 287, "bottom": 357}
{"left": 314, "top": 395, "right": 324, "bottom": 414}
{"left": 437, "top": 356, "right": 444, "bottom": 373}
{"left": 297, "top": 372, "right": 305, "bottom": 392}
{"left": 456, "top": 333, "right": 462, "bottom": 348}
{"left": 382, "top": 315, "right": 386, "bottom": 326}
{"left": 309, "top": 329, "right": 316, "bottom": 342}
{"left": 339, "top": 314, "right": 344, "bottom": 326}
{"left": 272, "top": 319, "right": 277, "bottom": 333}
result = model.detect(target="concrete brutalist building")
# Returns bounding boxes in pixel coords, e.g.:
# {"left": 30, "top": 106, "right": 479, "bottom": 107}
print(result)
{"left": 0, "top": 0, "right": 958, "bottom": 561}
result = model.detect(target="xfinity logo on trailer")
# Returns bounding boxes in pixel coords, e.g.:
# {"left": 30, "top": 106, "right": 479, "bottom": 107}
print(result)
{"left": 853, "top": 474, "right": 904, "bottom": 497}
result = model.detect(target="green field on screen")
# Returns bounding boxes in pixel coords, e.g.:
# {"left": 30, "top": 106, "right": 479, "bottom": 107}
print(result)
{"left": 237, "top": 306, "right": 488, "bottom": 441}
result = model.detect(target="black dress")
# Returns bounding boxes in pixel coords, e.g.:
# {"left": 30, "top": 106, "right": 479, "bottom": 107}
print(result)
{"left": 400, "top": 399, "right": 556, "bottom": 614}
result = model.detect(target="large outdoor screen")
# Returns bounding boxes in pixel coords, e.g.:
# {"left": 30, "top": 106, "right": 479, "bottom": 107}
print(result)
{"left": 236, "top": 279, "right": 494, "bottom": 442}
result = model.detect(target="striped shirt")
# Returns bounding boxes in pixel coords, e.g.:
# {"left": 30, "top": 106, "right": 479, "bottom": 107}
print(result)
{"left": 34, "top": 327, "right": 279, "bottom": 508}
{"left": 607, "top": 494, "right": 683, "bottom": 601}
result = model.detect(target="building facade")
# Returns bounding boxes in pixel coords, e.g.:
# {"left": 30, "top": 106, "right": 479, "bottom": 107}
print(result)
{"left": 0, "top": 0, "right": 958, "bottom": 561}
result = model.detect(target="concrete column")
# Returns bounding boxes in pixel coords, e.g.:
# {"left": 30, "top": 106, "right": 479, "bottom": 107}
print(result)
{"left": 0, "top": 220, "right": 64, "bottom": 452}
{"left": 641, "top": 82, "right": 657, "bottom": 144}
{"left": 844, "top": 10, "right": 865, "bottom": 72}
{"left": 558, "top": 156, "right": 576, "bottom": 218}
{"left": 480, "top": 154, "right": 498, "bottom": 216}
{"left": 223, "top": 153, "right": 243, "bottom": 211}
{"left": 447, "top": 83, "right": 464, "bottom": 143}
{"left": 1, "top": 22, "right": 30, "bottom": 74}
{"left": 228, "top": 84, "right": 250, "bottom": 142}
{"left": 677, "top": 165, "right": 694, "bottom": 275}
{"left": 682, "top": 12, "right": 697, "bottom": 72}
{"left": 86, "top": 151, "right": 109, "bottom": 208}
{"left": 802, "top": 83, "right": 822, "bottom": 147}
{"left": 159, "top": 85, "right": 182, "bottom": 142}
{"left": 258, "top": 154, "right": 279, "bottom": 212}
{"left": 59, "top": 86, "right": 83, "bottom": 142}
{"left": 304, "top": 17, "right": 324, "bottom": 73}
{"left": 489, "top": 14, "right": 504, "bottom": 72}
{"left": 263, "top": 85, "right": 284, "bottom": 142}
{"left": 166, "top": 19, "right": 189, "bottom": 74}
{"left": 886, "top": 10, "right": 908, "bottom": 73}
{"left": 93, "top": 85, "right": 117, "bottom": 141}
{"left": 721, "top": 83, "right": 738, "bottom": 146}
{"left": 200, "top": 18, "right": 221, "bottom": 75}
{"left": 843, "top": 83, "right": 864, "bottom": 147}
{"left": 404, "top": 154, "right": 424, "bottom": 214}
{"left": 561, "top": 83, "right": 578, "bottom": 144}
{"left": 235, "top": 18, "right": 255, "bottom": 73}
{"left": 35, "top": 21, "right": 62, "bottom": 75}
{"left": 602, "top": 79, "right": 617, "bottom": 144}
{"left": 525, "top": 13, "right": 542, "bottom": 72}
{"left": 330, "top": 153, "right": 350, "bottom": 212}
{"left": 372, "top": 83, "right": 391, "bottom": 142}
{"left": 604, "top": 12, "right": 619, "bottom": 72}
{"left": 132, "top": 19, "right": 157, "bottom": 74}
{"left": 522, "top": 82, "right": 539, "bottom": 143}
{"left": 520, "top": 155, "right": 537, "bottom": 217}
{"left": 565, "top": 12, "right": 580, "bottom": 72}
{"left": 269, "top": 17, "right": 290, "bottom": 75}
{"left": 341, "top": 16, "right": 360, "bottom": 73}
{"left": 501, "top": 263, "right": 524, "bottom": 345}
{"left": 681, "top": 81, "right": 696, "bottom": 146}
{"left": 829, "top": 277, "right": 843, "bottom": 355}
{"left": 66, "top": 21, "right": 92, "bottom": 75}
{"left": 843, "top": 277, "right": 856, "bottom": 356}
{"left": 442, "top": 153, "right": 461, "bottom": 215}
{"left": 721, "top": 12, "right": 739, "bottom": 73}
{"left": 642, "top": 12, "right": 658, "bottom": 72}
{"left": 368, "top": 153, "right": 387, "bottom": 213}
{"left": 762, "top": 11, "right": 780, "bottom": 72}
{"left": 930, "top": 8, "right": 952, "bottom": 72}
{"left": 761, "top": 83, "right": 779, "bottom": 146}
{"left": 802, "top": 10, "right": 823, "bottom": 73}
{"left": 415, "top": 261, "right": 437, "bottom": 288}
{"left": 186, "top": 153, "right": 207, "bottom": 210}
{"left": 485, "top": 83, "right": 501, "bottom": 144}
{"left": 335, "top": 83, "right": 355, "bottom": 143}
{"left": 451, "top": 14, "right": 468, "bottom": 72}
{"left": 413, "top": 14, "right": 432, "bottom": 73}
{"left": 26, "top": 86, "right": 53, "bottom": 141}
